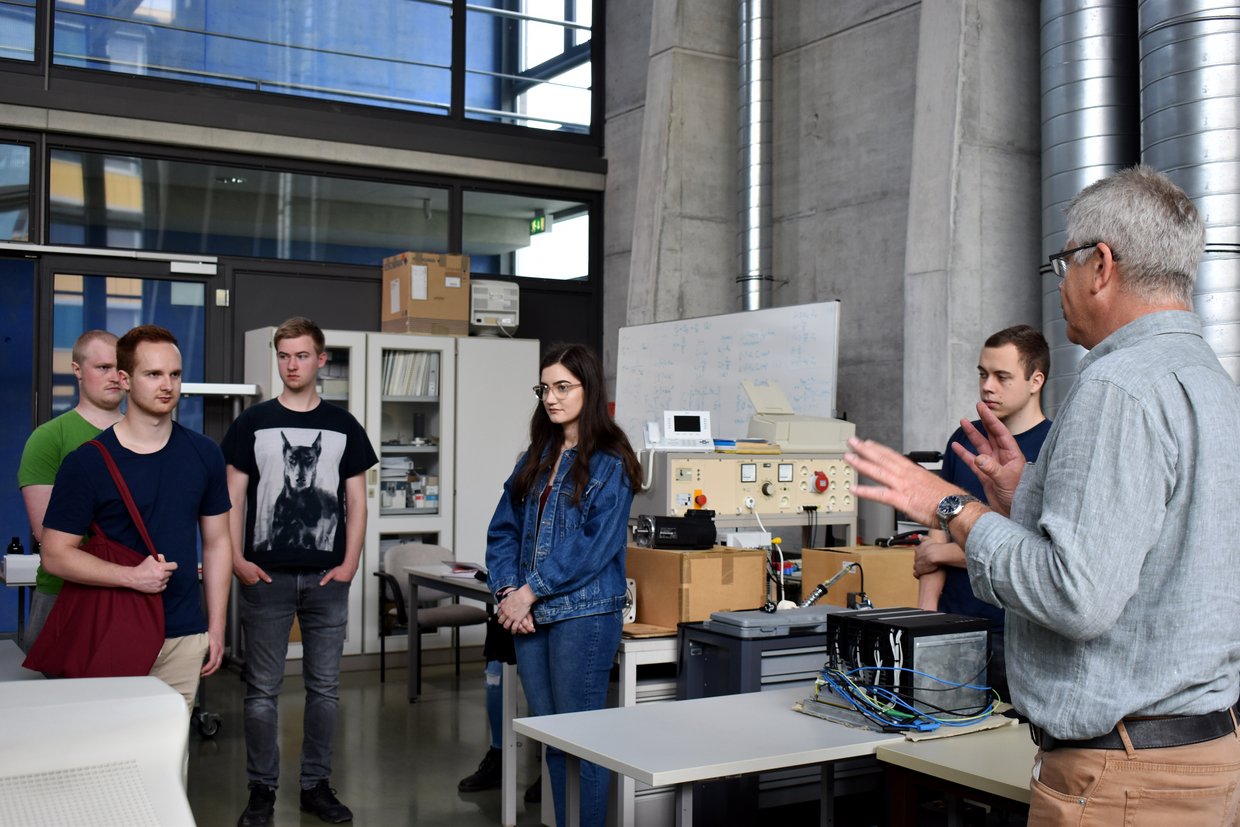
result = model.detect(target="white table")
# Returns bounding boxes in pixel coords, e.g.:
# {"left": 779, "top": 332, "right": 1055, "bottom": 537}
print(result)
{"left": 876, "top": 722, "right": 1035, "bottom": 825}
{"left": 514, "top": 686, "right": 904, "bottom": 827}
{"left": 0, "top": 676, "right": 194, "bottom": 826}
{"left": 613, "top": 634, "right": 678, "bottom": 827}
{"left": 0, "top": 560, "right": 37, "bottom": 640}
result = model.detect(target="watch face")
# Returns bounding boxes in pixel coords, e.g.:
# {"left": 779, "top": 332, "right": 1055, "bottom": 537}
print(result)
{"left": 938, "top": 494, "right": 965, "bottom": 520}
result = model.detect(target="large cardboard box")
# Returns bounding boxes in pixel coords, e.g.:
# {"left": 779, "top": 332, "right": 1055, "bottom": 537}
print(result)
{"left": 801, "top": 545, "right": 919, "bottom": 609}
{"left": 380, "top": 315, "right": 469, "bottom": 337}
{"left": 381, "top": 251, "right": 470, "bottom": 333}
{"left": 626, "top": 545, "right": 767, "bottom": 629}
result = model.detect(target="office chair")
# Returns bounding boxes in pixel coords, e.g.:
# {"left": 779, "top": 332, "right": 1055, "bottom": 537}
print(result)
{"left": 373, "top": 543, "right": 488, "bottom": 689}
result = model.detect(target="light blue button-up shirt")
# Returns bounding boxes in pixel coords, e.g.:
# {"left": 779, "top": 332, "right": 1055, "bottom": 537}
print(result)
{"left": 967, "top": 310, "right": 1240, "bottom": 739}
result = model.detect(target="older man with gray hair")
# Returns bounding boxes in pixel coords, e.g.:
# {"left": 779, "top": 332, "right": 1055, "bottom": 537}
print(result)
{"left": 846, "top": 166, "right": 1240, "bottom": 824}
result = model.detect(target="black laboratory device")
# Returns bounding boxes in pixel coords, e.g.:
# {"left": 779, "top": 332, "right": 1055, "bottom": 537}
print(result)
{"left": 630, "top": 510, "right": 717, "bottom": 550}
{"left": 827, "top": 607, "right": 991, "bottom": 715}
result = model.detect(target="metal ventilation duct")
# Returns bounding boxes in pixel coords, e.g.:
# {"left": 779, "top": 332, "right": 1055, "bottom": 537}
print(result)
{"left": 738, "top": 0, "right": 772, "bottom": 311}
{"left": 1139, "top": 1, "right": 1240, "bottom": 382}
{"left": 1040, "top": 1, "right": 1141, "bottom": 414}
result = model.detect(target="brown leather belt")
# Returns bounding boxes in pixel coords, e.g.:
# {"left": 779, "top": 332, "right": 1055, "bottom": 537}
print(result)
{"left": 1029, "top": 709, "right": 1236, "bottom": 751}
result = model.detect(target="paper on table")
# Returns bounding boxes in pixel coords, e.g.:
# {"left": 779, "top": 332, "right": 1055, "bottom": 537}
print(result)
{"left": 442, "top": 560, "right": 487, "bottom": 577}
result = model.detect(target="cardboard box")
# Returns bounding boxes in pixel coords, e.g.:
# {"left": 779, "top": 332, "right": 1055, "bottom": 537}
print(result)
{"left": 381, "top": 251, "right": 470, "bottom": 331}
{"left": 626, "top": 545, "right": 767, "bottom": 629}
{"left": 801, "top": 545, "right": 919, "bottom": 609}
{"left": 380, "top": 315, "right": 469, "bottom": 337}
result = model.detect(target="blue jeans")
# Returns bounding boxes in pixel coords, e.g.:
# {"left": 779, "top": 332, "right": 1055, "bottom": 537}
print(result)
{"left": 486, "top": 659, "right": 503, "bottom": 749}
{"left": 515, "top": 611, "right": 622, "bottom": 827}
{"left": 240, "top": 572, "right": 350, "bottom": 789}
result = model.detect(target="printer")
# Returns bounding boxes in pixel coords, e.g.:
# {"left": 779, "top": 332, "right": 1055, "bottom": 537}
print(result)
{"left": 742, "top": 380, "right": 855, "bottom": 452}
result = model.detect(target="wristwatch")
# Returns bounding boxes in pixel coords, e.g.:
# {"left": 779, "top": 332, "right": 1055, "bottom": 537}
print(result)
{"left": 936, "top": 494, "right": 981, "bottom": 531}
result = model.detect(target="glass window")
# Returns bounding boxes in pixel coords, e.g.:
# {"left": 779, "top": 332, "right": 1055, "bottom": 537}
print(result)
{"left": 52, "top": 0, "right": 453, "bottom": 115}
{"left": 0, "top": 0, "right": 36, "bottom": 62}
{"left": 47, "top": 149, "right": 449, "bottom": 266}
{"left": 462, "top": 191, "right": 589, "bottom": 280}
{"left": 51, "top": 273, "right": 207, "bottom": 431}
{"left": 0, "top": 143, "right": 31, "bottom": 241}
{"left": 466, "top": 0, "right": 592, "bottom": 133}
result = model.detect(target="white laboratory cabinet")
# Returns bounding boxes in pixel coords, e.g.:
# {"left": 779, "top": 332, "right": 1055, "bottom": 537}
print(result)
{"left": 360, "top": 333, "right": 539, "bottom": 656}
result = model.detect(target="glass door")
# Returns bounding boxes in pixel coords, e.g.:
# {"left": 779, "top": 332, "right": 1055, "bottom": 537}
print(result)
{"left": 39, "top": 255, "right": 222, "bottom": 434}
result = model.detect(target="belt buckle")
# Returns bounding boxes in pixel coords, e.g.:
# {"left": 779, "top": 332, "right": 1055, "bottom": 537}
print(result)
{"left": 1030, "top": 724, "right": 1056, "bottom": 751}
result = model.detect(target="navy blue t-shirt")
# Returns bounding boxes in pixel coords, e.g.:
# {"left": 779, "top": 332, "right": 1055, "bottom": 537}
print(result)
{"left": 43, "top": 424, "right": 231, "bottom": 638}
{"left": 938, "top": 417, "right": 1052, "bottom": 626}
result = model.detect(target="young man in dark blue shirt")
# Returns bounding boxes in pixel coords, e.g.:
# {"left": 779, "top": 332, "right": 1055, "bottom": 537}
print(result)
{"left": 41, "top": 325, "right": 233, "bottom": 707}
{"left": 914, "top": 324, "right": 1050, "bottom": 695}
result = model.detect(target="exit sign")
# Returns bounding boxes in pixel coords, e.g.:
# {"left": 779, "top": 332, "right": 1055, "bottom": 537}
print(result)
{"left": 530, "top": 215, "right": 547, "bottom": 235}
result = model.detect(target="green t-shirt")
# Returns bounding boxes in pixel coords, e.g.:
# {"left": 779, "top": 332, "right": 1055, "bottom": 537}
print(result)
{"left": 18, "top": 409, "right": 104, "bottom": 594}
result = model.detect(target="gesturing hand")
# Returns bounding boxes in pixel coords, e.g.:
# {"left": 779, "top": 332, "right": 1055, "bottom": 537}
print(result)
{"left": 953, "top": 402, "right": 1027, "bottom": 517}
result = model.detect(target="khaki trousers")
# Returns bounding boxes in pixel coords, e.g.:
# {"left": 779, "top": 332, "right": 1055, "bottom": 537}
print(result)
{"left": 1029, "top": 716, "right": 1240, "bottom": 826}
{"left": 150, "top": 632, "right": 210, "bottom": 710}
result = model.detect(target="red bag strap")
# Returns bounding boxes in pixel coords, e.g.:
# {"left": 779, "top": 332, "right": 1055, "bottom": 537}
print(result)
{"left": 88, "top": 439, "right": 160, "bottom": 560}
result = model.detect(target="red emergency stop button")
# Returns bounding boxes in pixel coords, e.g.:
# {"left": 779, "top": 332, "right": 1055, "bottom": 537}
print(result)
{"left": 813, "top": 471, "right": 829, "bottom": 493}
{"left": 694, "top": 492, "right": 708, "bottom": 506}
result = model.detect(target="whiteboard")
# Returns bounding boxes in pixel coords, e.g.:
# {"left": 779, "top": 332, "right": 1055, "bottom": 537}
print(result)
{"left": 615, "top": 302, "right": 841, "bottom": 447}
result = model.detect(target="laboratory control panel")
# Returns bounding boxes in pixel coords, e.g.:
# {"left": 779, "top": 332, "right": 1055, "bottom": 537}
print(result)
{"left": 633, "top": 452, "right": 857, "bottom": 522}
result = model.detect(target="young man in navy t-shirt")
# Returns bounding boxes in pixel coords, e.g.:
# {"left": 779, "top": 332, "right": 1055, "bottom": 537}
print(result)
{"left": 41, "top": 325, "right": 233, "bottom": 707}
{"left": 915, "top": 324, "right": 1051, "bottom": 695}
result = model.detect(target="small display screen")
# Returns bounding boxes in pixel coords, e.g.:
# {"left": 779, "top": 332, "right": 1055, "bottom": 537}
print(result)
{"left": 672, "top": 414, "right": 702, "bottom": 432}
{"left": 778, "top": 463, "right": 794, "bottom": 482}
{"left": 740, "top": 463, "right": 758, "bottom": 483}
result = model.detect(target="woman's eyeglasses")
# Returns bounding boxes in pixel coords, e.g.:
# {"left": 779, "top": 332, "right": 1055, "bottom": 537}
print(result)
{"left": 533, "top": 381, "right": 583, "bottom": 400}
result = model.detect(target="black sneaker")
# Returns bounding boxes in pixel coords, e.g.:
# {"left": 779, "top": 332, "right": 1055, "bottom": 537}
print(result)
{"left": 458, "top": 747, "right": 502, "bottom": 792}
{"left": 237, "top": 784, "right": 275, "bottom": 827}
{"left": 524, "top": 774, "right": 542, "bottom": 803}
{"left": 300, "top": 780, "right": 353, "bottom": 823}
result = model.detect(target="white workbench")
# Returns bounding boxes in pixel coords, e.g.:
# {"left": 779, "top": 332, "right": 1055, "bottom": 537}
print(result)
{"left": 0, "top": 676, "right": 194, "bottom": 826}
{"left": 514, "top": 685, "right": 903, "bottom": 827}
{"left": 876, "top": 722, "right": 1034, "bottom": 804}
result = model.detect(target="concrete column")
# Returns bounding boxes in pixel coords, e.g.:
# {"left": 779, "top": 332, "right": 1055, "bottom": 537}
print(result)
{"left": 625, "top": 0, "right": 737, "bottom": 327}
{"left": 902, "top": 0, "right": 1041, "bottom": 453}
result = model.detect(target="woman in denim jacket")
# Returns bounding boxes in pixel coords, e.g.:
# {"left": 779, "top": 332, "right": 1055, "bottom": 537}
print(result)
{"left": 486, "top": 343, "right": 642, "bottom": 827}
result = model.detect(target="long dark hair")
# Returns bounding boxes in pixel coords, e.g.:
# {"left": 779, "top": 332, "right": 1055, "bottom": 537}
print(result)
{"left": 511, "top": 343, "right": 642, "bottom": 503}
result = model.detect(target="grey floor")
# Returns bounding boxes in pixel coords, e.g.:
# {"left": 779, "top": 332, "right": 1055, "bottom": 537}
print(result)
{"left": 187, "top": 660, "right": 545, "bottom": 827}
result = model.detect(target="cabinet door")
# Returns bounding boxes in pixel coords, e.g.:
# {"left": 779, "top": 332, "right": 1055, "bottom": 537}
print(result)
{"left": 363, "top": 332, "right": 456, "bottom": 654}
{"left": 241, "top": 327, "right": 368, "bottom": 657}
{"left": 454, "top": 337, "right": 540, "bottom": 563}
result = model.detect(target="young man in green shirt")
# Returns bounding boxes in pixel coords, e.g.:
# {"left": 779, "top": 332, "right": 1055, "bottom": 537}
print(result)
{"left": 16, "top": 329, "right": 125, "bottom": 651}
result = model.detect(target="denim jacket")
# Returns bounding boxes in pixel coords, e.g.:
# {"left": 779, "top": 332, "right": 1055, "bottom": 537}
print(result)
{"left": 485, "top": 447, "right": 633, "bottom": 624}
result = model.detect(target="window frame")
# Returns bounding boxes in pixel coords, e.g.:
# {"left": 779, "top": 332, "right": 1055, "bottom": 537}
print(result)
{"left": 0, "top": 0, "right": 605, "bottom": 173}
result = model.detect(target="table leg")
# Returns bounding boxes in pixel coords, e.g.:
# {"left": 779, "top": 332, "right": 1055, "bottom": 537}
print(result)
{"left": 565, "top": 754, "right": 582, "bottom": 827}
{"left": 16, "top": 585, "right": 26, "bottom": 642}
{"left": 820, "top": 762, "right": 835, "bottom": 827}
{"left": 501, "top": 662, "right": 518, "bottom": 827}
{"left": 616, "top": 648, "right": 637, "bottom": 827}
{"left": 406, "top": 575, "right": 420, "bottom": 702}
{"left": 674, "top": 782, "right": 693, "bottom": 827}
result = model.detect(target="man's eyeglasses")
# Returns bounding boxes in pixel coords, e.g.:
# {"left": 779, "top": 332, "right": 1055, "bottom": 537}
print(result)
{"left": 1049, "top": 242, "right": 1112, "bottom": 280}
{"left": 533, "top": 381, "right": 583, "bottom": 400}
